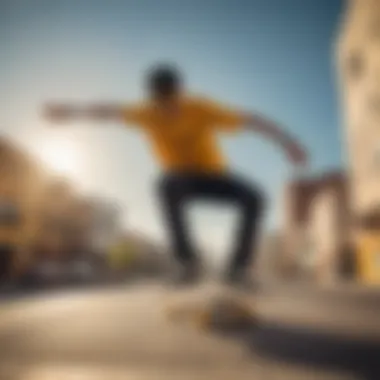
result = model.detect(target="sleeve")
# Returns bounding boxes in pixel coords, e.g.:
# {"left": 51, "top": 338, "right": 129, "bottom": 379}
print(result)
{"left": 121, "top": 105, "right": 147, "bottom": 127}
{"left": 199, "top": 98, "right": 247, "bottom": 132}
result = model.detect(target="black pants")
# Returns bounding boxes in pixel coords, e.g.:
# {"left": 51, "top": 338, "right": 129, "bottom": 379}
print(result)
{"left": 0, "top": 244, "right": 14, "bottom": 281}
{"left": 158, "top": 172, "right": 265, "bottom": 271}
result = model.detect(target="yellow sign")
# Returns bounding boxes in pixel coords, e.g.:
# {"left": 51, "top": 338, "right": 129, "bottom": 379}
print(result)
{"left": 357, "top": 233, "right": 380, "bottom": 285}
{"left": 108, "top": 242, "right": 136, "bottom": 270}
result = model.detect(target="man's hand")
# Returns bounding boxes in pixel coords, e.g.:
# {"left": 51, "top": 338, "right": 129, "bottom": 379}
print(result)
{"left": 283, "top": 140, "right": 308, "bottom": 168}
{"left": 43, "top": 103, "right": 124, "bottom": 123}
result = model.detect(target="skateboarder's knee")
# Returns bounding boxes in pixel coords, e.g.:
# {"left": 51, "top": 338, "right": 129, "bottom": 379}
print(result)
{"left": 243, "top": 186, "right": 266, "bottom": 214}
{"left": 158, "top": 174, "right": 183, "bottom": 201}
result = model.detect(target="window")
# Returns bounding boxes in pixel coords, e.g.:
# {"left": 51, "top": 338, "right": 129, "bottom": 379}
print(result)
{"left": 346, "top": 50, "right": 364, "bottom": 81}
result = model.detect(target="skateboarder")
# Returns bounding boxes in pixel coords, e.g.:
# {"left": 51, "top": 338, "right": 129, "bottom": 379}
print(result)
{"left": 44, "top": 63, "right": 307, "bottom": 287}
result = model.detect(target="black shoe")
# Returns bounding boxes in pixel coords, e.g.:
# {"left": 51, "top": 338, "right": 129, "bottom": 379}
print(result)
{"left": 169, "top": 263, "right": 200, "bottom": 287}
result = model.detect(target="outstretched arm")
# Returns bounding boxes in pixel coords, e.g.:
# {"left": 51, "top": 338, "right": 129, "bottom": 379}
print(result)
{"left": 202, "top": 98, "right": 308, "bottom": 167}
{"left": 241, "top": 112, "right": 308, "bottom": 166}
{"left": 43, "top": 103, "right": 143, "bottom": 126}
{"left": 43, "top": 103, "right": 124, "bottom": 122}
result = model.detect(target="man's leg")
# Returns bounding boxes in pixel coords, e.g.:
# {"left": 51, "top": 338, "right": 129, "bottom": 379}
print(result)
{"left": 0, "top": 245, "right": 13, "bottom": 284}
{"left": 158, "top": 173, "right": 199, "bottom": 282}
{"left": 226, "top": 179, "right": 265, "bottom": 283}
{"left": 158, "top": 172, "right": 265, "bottom": 284}
{"left": 173, "top": 173, "right": 265, "bottom": 283}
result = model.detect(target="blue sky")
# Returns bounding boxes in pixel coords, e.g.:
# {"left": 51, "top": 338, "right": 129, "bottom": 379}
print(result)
{"left": 1, "top": 0, "right": 344, "bottom": 253}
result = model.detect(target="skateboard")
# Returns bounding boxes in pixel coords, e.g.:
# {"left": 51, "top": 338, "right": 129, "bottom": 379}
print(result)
{"left": 164, "top": 282, "right": 258, "bottom": 333}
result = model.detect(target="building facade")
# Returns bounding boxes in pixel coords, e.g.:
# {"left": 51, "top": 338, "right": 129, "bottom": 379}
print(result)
{"left": 35, "top": 178, "right": 78, "bottom": 261}
{"left": 281, "top": 172, "right": 349, "bottom": 281}
{"left": 257, "top": 230, "right": 284, "bottom": 280}
{"left": 336, "top": 0, "right": 380, "bottom": 284}
{"left": 281, "top": 178, "right": 317, "bottom": 276}
{"left": 307, "top": 173, "right": 350, "bottom": 282}
{"left": 336, "top": 0, "right": 380, "bottom": 216}
{"left": 0, "top": 137, "right": 46, "bottom": 278}
{"left": 86, "top": 197, "right": 122, "bottom": 254}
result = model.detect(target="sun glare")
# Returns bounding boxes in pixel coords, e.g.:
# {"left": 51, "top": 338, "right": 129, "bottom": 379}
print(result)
{"left": 39, "top": 137, "right": 79, "bottom": 176}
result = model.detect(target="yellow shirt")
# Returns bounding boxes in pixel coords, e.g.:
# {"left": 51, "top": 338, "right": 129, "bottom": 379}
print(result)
{"left": 122, "top": 96, "right": 245, "bottom": 173}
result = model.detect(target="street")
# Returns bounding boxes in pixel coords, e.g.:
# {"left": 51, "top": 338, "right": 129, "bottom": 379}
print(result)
{"left": 0, "top": 282, "right": 379, "bottom": 380}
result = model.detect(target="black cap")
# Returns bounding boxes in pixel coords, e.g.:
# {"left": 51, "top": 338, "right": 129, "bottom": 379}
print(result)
{"left": 146, "top": 63, "right": 182, "bottom": 97}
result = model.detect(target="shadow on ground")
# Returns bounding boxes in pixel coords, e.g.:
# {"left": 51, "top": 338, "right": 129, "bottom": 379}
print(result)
{"left": 245, "top": 322, "right": 380, "bottom": 380}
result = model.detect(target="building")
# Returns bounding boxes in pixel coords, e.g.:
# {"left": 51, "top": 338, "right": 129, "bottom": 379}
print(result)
{"left": 257, "top": 230, "right": 284, "bottom": 280}
{"left": 34, "top": 177, "right": 78, "bottom": 261}
{"left": 307, "top": 173, "right": 350, "bottom": 282}
{"left": 86, "top": 197, "right": 122, "bottom": 254}
{"left": 281, "top": 171, "right": 350, "bottom": 281}
{"left": 281, "top": 177, "right": 317, "bottom": 276}
{"left": 336, "top": 0, "right": 380, "bottom": 284}
{"left": 64, "top": 197, "right": 95, "bottom": 258}
{"left": 107, "top": 230, "right": 171, "bottom": 278}
{"left": 0, "top": 137, "right": 46, "bottom": 278}
{"left": 121, "top": 231, "right": 171, "bottom": 276}
{"left": 36, "top": 186, "right": 123, "bottom": 261}
{"left": 336, "top": 0, "right": 380, "bottom": 216}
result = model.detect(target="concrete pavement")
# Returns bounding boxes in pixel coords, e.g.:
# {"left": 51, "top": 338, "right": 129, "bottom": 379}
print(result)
{"left": 0, "top": 282, "right": 379, "bottom": 380}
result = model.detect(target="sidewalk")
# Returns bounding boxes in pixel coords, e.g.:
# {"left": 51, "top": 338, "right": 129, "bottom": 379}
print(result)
{"left": 261, "top": 279, "right": 380, "bottom": 309}
{"left": 0, "top": 282, "right": 377, "bottom": 380}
